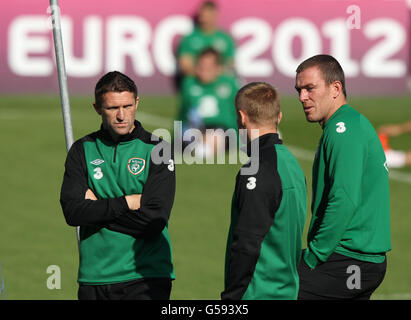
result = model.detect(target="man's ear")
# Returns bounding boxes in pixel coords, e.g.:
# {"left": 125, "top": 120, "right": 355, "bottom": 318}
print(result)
{"left": 332, "top": 81, "right": 343, "bottom": 99}
{"left": 238, "top": 109, "right": 248, "bottom": 127}
{"left": 277, "top": 111, "right": 283, "bottom": 126}
{"left": 93, "top": 102, "right": 102, "bottom": 115}
{"left": 135, "top": 96, "right": 140, "bottom": 110}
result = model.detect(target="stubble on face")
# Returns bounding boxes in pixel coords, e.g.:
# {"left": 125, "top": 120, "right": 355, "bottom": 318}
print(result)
{"left": 97, "top": 91, "right": 138, "bottom": 140}
{"left": 295, "top": 66, "right": 335, "bottom": 126}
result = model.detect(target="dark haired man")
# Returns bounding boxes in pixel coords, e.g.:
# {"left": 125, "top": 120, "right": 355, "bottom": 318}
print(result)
{"left": 60, "top": 71, "right": 176, "bottom": 300}
{"left": 221, "top": 82, "right": 307, "bottom": 300}
{"left": 295, "top": 54, "right": 391, "bottom": 300}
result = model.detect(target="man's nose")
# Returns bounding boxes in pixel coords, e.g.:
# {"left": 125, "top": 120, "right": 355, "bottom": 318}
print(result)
{"left": 116, "top": 107, "right": 125, "bottom": 121}
{"left": 299, "top": 89, "right": 308, "bottom": 102}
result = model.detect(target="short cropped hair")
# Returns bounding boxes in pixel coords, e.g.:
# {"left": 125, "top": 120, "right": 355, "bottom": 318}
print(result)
{"left": 200, "top": 1, "right": 217, "bottom": 10}
{"left": 235, "top": 82, "right": 281, "bottom": 127}
{"left": 296, "top": 54, "right": 347, "bottom": 97}
{"left": 197, "top": 47, "right": 222, "bottom": 65}
{"left": 94, "top": 71, "right": 138, "bottom": 108}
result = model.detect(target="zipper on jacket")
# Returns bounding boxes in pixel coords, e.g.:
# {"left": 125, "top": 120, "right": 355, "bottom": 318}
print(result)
{"left": 113, "top": 143, "right": 118, "bottom": 163}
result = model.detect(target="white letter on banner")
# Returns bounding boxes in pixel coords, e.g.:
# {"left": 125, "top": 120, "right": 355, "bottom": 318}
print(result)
{"left": 153, "top": 15, "right": 193, "bottom": 75}
{"left": 231, "top": 18, "right": 273, "bottom": 77}
{"left": 106, "top": 16, "right": 154, "bottom": 76}
{"left": 61, "top": 16, "right": 102, "bottom": 77}
{"left": 362, "top": 19, "right": 406, "bottom": 77}
{"left": 273, "top": 18, "right": 321, "bottom": 77}
{"left": 322, "top": 19, "right": 359, "bottom": 77}
{"left": 8, "top": 16, "right": 52, "bottom": 76}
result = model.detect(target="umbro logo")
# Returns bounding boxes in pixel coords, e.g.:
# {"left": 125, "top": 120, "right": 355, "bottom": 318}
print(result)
{"left": 90, "top": 159, "right": 104, "bottom": 166}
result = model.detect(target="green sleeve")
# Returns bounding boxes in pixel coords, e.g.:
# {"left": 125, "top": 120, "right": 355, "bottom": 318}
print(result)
{"left": 178, "top": 33, "right": 195, "bottom": 57}
{"left": 223, "top": 34, "right": 236, "bottom": 62}
{"left": 229, "top": 77, "right": 240, "bottom": 129}
{"left": 305, "top": 122, "right": 365, "bottom": 268}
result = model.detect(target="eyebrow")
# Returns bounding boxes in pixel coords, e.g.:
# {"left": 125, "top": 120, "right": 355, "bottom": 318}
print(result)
{"left": 104, "top": 104, "right": 134, "bottom": 108}
{"left": 295, "top": 83, "right": 315, "bottom": 91}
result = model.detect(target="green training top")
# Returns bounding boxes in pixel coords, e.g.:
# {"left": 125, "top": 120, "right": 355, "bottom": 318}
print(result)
{"left": 179, "top": 74, "right": 239, "bottom": 130}
{"left": 222, "top": 134, "right": 307, "bottom": 300}
{"left": 60, "top": 121, "right": 176, "bottom": 285}
{"left": 178, "top": 27, "right": 235, "bottom": 64}
{"left": 304, "top": 104, "right": 391, "bottom": 269}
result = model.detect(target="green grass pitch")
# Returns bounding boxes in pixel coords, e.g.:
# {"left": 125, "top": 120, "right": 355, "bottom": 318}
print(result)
{"left": 0, "top": 93, "right": 410, "bottom": 300}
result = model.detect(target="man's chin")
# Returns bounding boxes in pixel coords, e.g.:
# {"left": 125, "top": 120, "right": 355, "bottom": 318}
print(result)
{"left": 115, "top": 128, "right": 131, "bottom": 135}
{"left": 109, "top": 126, "right": 132, "bottom": 139}
{"left": 305, "top": 115, "right": 318, "bottom": 123}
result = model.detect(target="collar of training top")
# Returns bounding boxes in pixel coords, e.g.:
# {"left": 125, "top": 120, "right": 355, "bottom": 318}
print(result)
{"left": 99, "top": 120, "right": 143, "bottom": 143}
{"left": 243, "top": 133, "right": 282, "bottom": 157}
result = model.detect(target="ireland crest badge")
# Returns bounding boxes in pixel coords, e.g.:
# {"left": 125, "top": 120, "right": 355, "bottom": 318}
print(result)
{"left": 127, "top": 157, "right": 145, "bottom": 175}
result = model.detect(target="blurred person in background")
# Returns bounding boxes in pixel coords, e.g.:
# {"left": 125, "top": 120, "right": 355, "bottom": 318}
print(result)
{"left": 295, "top": 54, "right": 391, "bottom": 300}
{"left": 60, "top": 71, "right": 176, "bottom": 300}
{"left": 177, "top": 0, "right": 236, "bottom": 78}
{"left": 177, "top": 47, "right": 239, "bottom": 158}
{"left": 378, "top": 121, "right": 411, "bottom": 168}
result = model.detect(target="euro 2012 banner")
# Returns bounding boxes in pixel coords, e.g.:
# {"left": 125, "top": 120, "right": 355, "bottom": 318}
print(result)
{"left": 1, "top": 0, "right": 409, "bottom": 95}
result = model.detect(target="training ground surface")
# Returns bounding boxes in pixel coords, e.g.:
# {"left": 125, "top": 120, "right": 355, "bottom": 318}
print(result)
{"left": 0, "top": 94, "right": 410, "bottom": 300}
